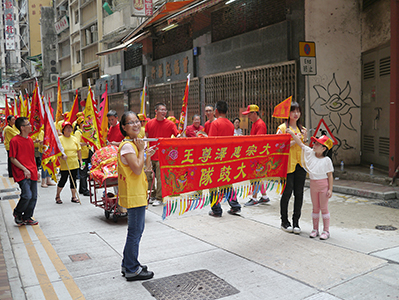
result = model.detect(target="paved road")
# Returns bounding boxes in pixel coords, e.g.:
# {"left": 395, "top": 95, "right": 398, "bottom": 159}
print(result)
{"left": 0, "top": 143, "right": 398, "bottom": 300}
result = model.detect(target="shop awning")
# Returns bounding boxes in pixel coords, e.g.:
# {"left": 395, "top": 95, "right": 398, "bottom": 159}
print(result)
{"left": 166, "top": 0, "right": 224, "bottom": 24}
{"left": 96, "top": 31, "right": 149, "bottom": 56}
{"left": 122, "top": 0, "right": 197, "bottom": 43}
{"left": 63, "top": 65, "right": 98, "bottom": 82}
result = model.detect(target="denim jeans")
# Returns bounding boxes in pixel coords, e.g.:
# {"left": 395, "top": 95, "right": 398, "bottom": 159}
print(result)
{"left": 280, "top": 164, "right": 306, "bottom": 226}
{"left": 122, "top": 206, "right": 146, "bottom": 277}
{"left": 14, "top": 179, "right": 37, "bottom": 220}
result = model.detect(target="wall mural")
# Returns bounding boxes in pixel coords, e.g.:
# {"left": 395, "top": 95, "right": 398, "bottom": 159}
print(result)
{"left": 311, "top": 73, "right": 359, "bottom": 162}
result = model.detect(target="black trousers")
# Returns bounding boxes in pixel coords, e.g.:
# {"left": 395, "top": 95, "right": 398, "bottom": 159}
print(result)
{"left": 280, "top": 164, "right": 306, "bottom": 226}
{"left": 79, "top": 158, "right": 90, "bottom": 193}
{"left": 58, "top": 169, "right": 78, "bottom": 189}
{"left": 7, "top": 150, "right": 13, "bottom": 178}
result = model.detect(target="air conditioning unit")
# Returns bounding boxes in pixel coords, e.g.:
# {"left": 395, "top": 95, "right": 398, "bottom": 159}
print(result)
{"left": 50, "top": 73, "right": 59, "bottom": 83}
{"left": 49, "top": 44, "right": 56, "bottom": 50}
{"left": 90, "top": 25, "right": 97, "bottom": 33}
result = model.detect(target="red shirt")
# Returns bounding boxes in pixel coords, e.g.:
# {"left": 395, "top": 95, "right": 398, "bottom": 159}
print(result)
{"left": 250, "top": 118, "right": 267, "bottom": 135}
{"left": 209, "top": 117, "right": 234, "bottom": 137}
{"left": 185, "top": 124, "right": 204, "bottom": 137}
{"left": 9, "top": 135, "right": 38, "bottom": 182}
{"left": 145, "top": 118, "right": 179, "bottom": 161}
{"left": 204, "top": 120, "right": 213, "bottom": 135}
{"left": 108, "top": 123, "right": 124, "bottom": 143}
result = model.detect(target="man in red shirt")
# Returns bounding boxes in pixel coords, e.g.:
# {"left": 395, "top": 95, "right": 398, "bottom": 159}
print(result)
{"left": 9, "top": 117, "right": 39, "bottom": 226}
{"left": 203, "top": 105, "right": 215, "bottom": 135}
{"left": 185, "top": 115, "right": 204, "bottom": 137}
{"left": 208, "top": 101, "right": 241, "bottom": 217}
{"left": 145, "top": 103, "right": 178, "bottom": 206}
{"left": 107, "top": 110, "right": 124, "bottom": 146}
{"left": 242, "top": 104, "right": 270, "bottom": 206}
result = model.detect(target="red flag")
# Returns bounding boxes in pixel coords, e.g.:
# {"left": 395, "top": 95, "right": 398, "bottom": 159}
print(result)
{"left": 47, "top": 97, "right": 54, "bottom": 120}
{"left": 178, "top": 74, "right": 190, "bottom": 134}
{"left": 4, "top": 94, "right": 10, "bottom": 120}
{"left": 29, "top": 81, "right": 42, "bottom": 135}
{"left": 65, "top": 90, "right": 79, "bottom": 124}
{"left": 41, "top": 98, "right": 65, "bottom": 182}
{"left": 272, "top": 96, "right": 292, "bottom": 119}
{"left": 99, "top": 84, "right": 108, "bottom": 147}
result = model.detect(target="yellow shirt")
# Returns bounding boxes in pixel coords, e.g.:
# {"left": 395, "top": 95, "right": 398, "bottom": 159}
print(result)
{"left": 4, "top": 125, "right": 20, "bottom": 151}
{"left": 138, "top": 126, "right": 145, "bottom": 139}
{"left": 74, "top": 129, "right": 89, "bottom": 159}
{"left": 59, "top": 135, "right": 81, "bottom": 170}
{"left": 117, "top": 141, "right": 147, "bottom": 208}
{"left": 56, "top": 120, "right": 64, "bottom": 131}
{"left": 277, "top": 123, "right": 305, "bottom": 174}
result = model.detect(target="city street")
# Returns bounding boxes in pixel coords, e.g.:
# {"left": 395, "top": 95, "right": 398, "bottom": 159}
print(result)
{"left": 0, "top": 143, "right": 398, "bottom": 300}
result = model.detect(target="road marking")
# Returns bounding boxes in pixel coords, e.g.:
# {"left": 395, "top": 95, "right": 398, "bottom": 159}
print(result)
{"left": 9, "top": 200, "right": 85, "bottom": 300}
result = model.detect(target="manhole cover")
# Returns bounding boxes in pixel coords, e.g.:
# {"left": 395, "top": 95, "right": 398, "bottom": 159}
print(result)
{"left": 375, "top": 225, "right": 397, "bottom": 231}
{"left": 374, "top": 200, "right": 399, "bottom": 209}
{"left": 142, "top": 269, "right": 240, "bottom": 300}
{"left": 69, "top": 253, "right": 91, "bottom": 262}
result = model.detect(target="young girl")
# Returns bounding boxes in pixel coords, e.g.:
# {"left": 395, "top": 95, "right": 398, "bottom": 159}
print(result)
{"left": 286, "top": 128, "right": 334, "bottom": 240}
{"left": 276, "top": 102, "right": 307, "bottom": 234}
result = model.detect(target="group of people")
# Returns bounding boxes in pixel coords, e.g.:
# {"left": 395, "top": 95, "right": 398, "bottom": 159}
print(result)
{"left": 5, "top": 98, "right": 334, "bottom": 283}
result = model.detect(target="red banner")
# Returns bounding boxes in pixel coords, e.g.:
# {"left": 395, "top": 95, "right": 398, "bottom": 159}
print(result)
{"left": 159, "top": 134, "right": 291, "bottom": 198}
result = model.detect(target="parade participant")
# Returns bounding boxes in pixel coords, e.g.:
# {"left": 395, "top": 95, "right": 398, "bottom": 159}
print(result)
{"left": 55, "top": 121, "right": 83, "bottom": 204}
{"left": 185, "top": 115, "right": 204, "bottom": 137}
{"left": 276, "top": 101, "right": 307, "bottom": 234}
{"left": 56, "top": 112, "right": 68, "bottom": 136}
{"left": 204, "top": 105, "right": 215, "bottom": 135}
{"left": 118, "top": 111, "right": 155, "bottom": 281}
{"left": 37, "top": 126, "right": 56, "bottom": 187}
{"left": 286, "top": 128, "right": 334, "bottom": 240}
{"left": 137, "top": 113, "right": 147, "bottom": 138}
{"left": 107, "top": 110, "right": 124, "bottom": 146}
{"left": 232, "top": 117, "right": 243, "bottom": 136}
{"left": 145, "top": 103, "right": 178, "bottom": 206}
{"left": 10, "top": 117, "right": 38, "bottom": 225}
{"left": 72, "top": 112, "right": 84, "bottom": 129}
{"left": 4, "top": 115, "right": 20, "bottom": 178}
{"left": 208, "top": 101, "right": 242, "bottom": 217}
{"left": 74, "top": 117, "right": 90, "bottom": 196}
{"left": 167, "top": 116, "right": 179, "bottom": 129}
{"left": 242, "top": 105, "right": 270, "bottom": 206}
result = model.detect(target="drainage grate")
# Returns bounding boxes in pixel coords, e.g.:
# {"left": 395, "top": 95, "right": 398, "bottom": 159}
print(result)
{"left": 69, "top": 253, "right": 91, "bottom": 262}
{"left": 375, "top": 225, "right": 397, "bottom": 231}
{"left": 142, "top": 269, "right": 240, "bottom": 300}
{"left": 374, "top": 200, "right": 399, "bottom": 210}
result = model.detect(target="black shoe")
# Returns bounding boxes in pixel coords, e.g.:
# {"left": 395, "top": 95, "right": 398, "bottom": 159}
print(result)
{"left": 121, "top": 265, "right": 148, "bottom": 277}
{"left": 82, "top": 191, "right": 90, "bottom": 196}
{"left": 13, "top": 212, "right": 23, "bottom": 225}
{"left": 126, "top": 269, "right": 154, "bottom": 281}
{"left": 208, "top": 211, "right": 222, "bottom": 218}
{"left": 281, "top": 222, "right": 293, "bottom": 233}
{"left": 227, "top": 209, "right": 241, "bottom": 215}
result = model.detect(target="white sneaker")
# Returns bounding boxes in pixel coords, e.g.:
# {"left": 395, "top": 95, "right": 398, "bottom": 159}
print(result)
{"left": 152, "top": 200, "right": 162, "bottom": 206}
{"left": 293, "top": 227, "right": 301, "bottom": 234}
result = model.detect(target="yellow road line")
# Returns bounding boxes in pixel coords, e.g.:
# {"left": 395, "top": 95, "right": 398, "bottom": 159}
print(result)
{"left": 32, "top": 226, "right": 85, "bottom": 300}
{"left": 9, "top": 200, "right": 85, "bottom": 300}
{"left": 18, "top": 225, "right": 59, "bottom": 299}
{"left": 2, "top": 177, "right": 10, "bottom": 189}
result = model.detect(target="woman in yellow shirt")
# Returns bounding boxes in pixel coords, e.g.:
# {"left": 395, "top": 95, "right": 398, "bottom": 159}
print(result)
{"left": 118, "top": 111, "right": 155, "bottom": 281}
{"left": 55, "top": 121, "right": 83, "bottom": 204}
{"left": 276, "top": 101, "right": 308, "bottom": 234}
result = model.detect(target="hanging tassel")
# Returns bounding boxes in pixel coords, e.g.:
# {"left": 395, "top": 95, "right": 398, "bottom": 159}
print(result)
{"left": 162, "top": 204, "right": 166, "bottom": 220}
{"left": 276, "top": 180, "right": 281, "bottom": 194}
{"left": 280, "top": 179, "right": 286, "bottom": 195}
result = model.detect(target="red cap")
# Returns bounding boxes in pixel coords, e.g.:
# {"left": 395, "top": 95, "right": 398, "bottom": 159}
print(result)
{"left": 62, "top": 121, "right": 72, "bottom": 129}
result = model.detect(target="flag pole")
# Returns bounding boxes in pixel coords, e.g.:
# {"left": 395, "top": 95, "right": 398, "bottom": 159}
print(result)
{"left": 65, "top": 160, "right": 82, "bottom": 205}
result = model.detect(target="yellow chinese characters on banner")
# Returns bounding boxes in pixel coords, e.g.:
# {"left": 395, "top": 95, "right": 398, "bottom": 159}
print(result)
{"left": 158, "top": 134, "right": 291, "bottom": 198}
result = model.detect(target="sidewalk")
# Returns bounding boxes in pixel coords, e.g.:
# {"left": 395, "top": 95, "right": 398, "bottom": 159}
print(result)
{"left": 0, "top": 142, "right": 398, "bottom": 300}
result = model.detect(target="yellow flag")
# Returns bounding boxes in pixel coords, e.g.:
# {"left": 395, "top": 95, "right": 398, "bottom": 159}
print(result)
{"left": 81, "top": 86, "right": 102, "bottom": 150}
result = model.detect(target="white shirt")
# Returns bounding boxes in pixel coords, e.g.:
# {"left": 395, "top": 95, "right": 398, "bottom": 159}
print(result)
{"left": 120, "top": 142, "right": 136, "bottom": 165}
{"left": 301, "top": 145, "right": 334, "bottom": 180}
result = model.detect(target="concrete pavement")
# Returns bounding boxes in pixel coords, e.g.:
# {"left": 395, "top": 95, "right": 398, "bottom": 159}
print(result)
{"left": 0, "top": 142, "right": 398, "bottom": 300}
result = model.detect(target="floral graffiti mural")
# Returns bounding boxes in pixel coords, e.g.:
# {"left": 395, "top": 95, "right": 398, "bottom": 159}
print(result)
{"left": 311, "top": 73, "right": 359, "bottom": 134}
{"left": 311, "top": 74, "right": 360, "bottom": 161}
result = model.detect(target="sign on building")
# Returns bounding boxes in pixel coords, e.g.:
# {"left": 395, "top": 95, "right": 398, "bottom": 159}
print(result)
{"left": 132, "top": 0, "right": 153, "bottom": 17}
{"left": 299, "top": 41, "right": 316, "bottom": 76}
{"left": 4, "top": 0, "right": 15, "bottom": 50}
{"left": 55, "top": 15, "right": 69, "bottom": 35}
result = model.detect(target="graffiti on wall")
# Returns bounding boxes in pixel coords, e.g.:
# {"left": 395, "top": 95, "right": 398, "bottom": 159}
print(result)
{"left": 311, "top": 73, "right": 359, "bottom": 161}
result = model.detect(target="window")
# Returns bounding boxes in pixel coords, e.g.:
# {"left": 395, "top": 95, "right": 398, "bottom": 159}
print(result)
{"left": 75, "top": 10, "right": 79, "bottom": 24}
{"left": 107, "top": 42, "right": 121, "bottom": 67}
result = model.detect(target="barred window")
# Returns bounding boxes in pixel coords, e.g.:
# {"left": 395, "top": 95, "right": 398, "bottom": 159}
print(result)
{"left": 124, "top": 43, "right": 143, "bottom": 71}
{"left": 212, "top": 0, "right": 286, "bottom": 43}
